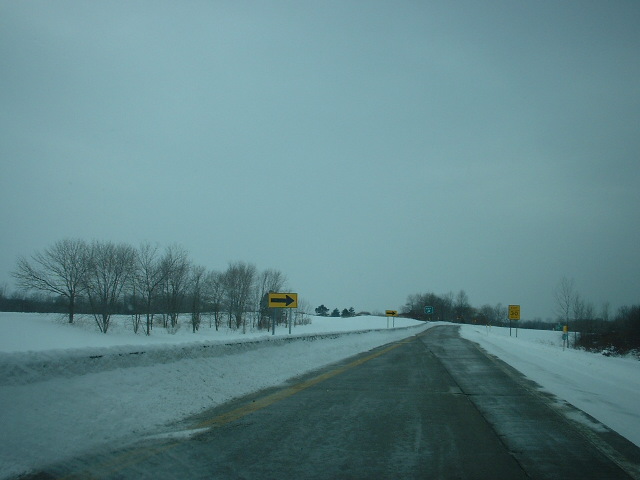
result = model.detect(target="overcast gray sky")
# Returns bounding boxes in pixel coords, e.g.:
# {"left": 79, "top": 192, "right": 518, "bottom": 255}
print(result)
{"left": 1, "top": 1, "right": 638, "bottom": 320}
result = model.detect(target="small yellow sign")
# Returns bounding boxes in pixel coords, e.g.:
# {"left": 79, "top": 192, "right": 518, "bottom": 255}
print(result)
{"left": 268, "top": 293, "right": 298, "bottom": 308}
{"left": 386, "top": 310, "right": 398, "bottom": 317}
{"left": 563, "top": 325, "right": 568, "bottom": 333}
{"left": 508, "top": 305, "right": 520, "bottom": 320}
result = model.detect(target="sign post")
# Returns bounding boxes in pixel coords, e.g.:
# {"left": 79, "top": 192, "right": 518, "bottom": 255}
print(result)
{"left": 268, "top": 293, "right": 298, "bottom": 335}
{"left": 508, "top": 305, "right": 520, "bottom": 337}
{"left": 386, "top": 310, "right": 398, "bottom": 328}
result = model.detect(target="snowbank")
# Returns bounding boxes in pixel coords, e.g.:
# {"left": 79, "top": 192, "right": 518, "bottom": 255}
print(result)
{"left": 2, "top": 314, "right": 638, "bottom": 479}
{"left": 460, "top": 324, "right": 640, "bottom": 448}
{"left": 0, "top": 311, "right": 420, "bottom": 353}
{"left": 0, "top": 312, "right": 427, "bottom": 478}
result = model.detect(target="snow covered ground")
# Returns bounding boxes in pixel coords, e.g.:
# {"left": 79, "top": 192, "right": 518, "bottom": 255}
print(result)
{"left": 460, "top": 324, "right": 640, "bottom": 449}
{"left": 0, "top": 312, "right": 427, "bottom": 479}
{"left": 0, "top": 313, "right": 638, "bottom": 479}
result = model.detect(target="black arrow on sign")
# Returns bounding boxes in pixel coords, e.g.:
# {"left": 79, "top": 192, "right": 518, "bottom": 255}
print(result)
{"left": 271, "top": 295, "right": 295, "bottom": 307}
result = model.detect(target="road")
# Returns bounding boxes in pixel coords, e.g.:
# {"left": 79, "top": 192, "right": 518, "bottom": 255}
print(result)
{"left": 20, "top": 325, "right": 640, "bottom": 479}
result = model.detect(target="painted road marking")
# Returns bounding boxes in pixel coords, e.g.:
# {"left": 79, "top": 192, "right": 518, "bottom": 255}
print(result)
{"left": 194, "top": 337, "right": 415, "bottom": 429}
{"left": 54, "top": 335, "right": 418, "bottom": 479}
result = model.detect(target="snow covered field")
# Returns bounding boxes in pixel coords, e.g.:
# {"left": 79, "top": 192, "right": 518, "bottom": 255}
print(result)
{"left": 0, "top": 313, "right": 638, "bottom": 478}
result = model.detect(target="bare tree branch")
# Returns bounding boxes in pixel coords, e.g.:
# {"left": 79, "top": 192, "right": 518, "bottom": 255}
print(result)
{"left": 12, "top": 239, "right": 89, "bottom": 323}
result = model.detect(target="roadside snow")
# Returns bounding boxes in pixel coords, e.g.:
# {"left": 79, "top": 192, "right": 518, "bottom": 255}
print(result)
{"left": 0, "top": 313, "right": 427, "bottom": 479}
{"left": 0, "top": 312, "right": 417, "bottom": 353}
{"left": 1, "top": 314, "right": 638, "bottom": 479}
{"left": 460, "top": 324, "right": 640, "bottom": 448}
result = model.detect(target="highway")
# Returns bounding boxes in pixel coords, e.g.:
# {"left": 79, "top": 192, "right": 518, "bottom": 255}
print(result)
{"left": 21, "top": 325, "right": 640, "bottom": 479}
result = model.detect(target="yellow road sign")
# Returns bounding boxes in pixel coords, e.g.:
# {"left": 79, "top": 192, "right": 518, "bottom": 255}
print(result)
{"left": 268, "top": 293, "right": 298, "bottom": 308}
{"left": 386, "top": 310, "right": 398, "bottom": 317}
{"left": 508, "top": 305, "right": 520, "bottom": 320}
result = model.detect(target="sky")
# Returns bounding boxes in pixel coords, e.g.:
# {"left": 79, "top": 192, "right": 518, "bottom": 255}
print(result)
{"left": 1, "top": 1, "right": 639, "bottom": 320}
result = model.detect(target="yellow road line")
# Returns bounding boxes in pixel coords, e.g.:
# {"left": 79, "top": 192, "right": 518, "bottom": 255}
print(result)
{"left": 56, "top": 335, "right": 417, "bottom": 479}
{"left": 195, "top": 337, "right": 414, "bottom": 429}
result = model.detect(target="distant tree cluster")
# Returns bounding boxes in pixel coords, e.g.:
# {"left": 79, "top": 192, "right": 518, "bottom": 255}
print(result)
{"left": 314, "top": 304, "right": 356, "bottom": 318}
{"left": 11, "top": 238, "right": 306, "bottom": 334}
{"left": 0, "top": 285, "right": 71, "bottom": 314}
{"left": 341, "top": 307, "right": 356, "bottom": 318}
{"left": 554, "top": 277, "right": 639, "bottom": 356}
{"left": 402, "top": 279, "right": 639, "bottom": 358}
{"left": 403, "top": 290, "right": 502, "bottom": 325}
{"left": 571, "top": 305, "right": 640, "bottom": 356}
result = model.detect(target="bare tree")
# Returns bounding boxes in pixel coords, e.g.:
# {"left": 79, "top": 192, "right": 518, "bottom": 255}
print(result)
{"left": 584, "top": 301, "right": 595, "bottom": 337}
{"left": 203, "top": 270, "right": 224, "bottom": 330}
{"left": 222, "top": 261, "right": 256, "bottom": 332}
{"left": 161, "top": 244, "right": 191, "bottom": 330}
{"left": 554, "top": 276, "right": 576, "bottom": 346}
{"left": 129, "top": 273, "right": 143, "bottom": 334}
{"left": 493, "top": 303, "right": 507, "bottom": 327}
{"left": 572, "top": 293, "right": 586, "bottom": 345}
{"left": 189, "top": 265, "right": 206, "bottom": 333}
{"left": 134, "top": 242, "right": 166, "bottom": 335}
{"left": 85, "top": 241, "right": 135, "bottom": 333}
{"left": 478, "top": 304, "right": 495, "bottom": 325}
{"left": 554, "top": 277, "right": 575, "bottom": 327}
{"left": 572, "top": 293, "right": 585, "bottom": 323}
{"left": 454, "top": 290, "right": 471, "bottom": 323}
{"left": 295, "top": 299, "right": 312, "bottom": 326}
{"left": 442, "top": 291, "right": 454, "bottom": 321}
{"left": 256, "top": 268, "right": 287, "bottom": 329}
{"left": 12, "top": 239, "right": 89, "bottom": 324}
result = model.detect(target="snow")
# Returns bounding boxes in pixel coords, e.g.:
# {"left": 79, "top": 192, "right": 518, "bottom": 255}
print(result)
{"left": 0, "top": 313, "right": 638, "bottom": 479}
{"left": 0, "top": 312, "right": 427, "bottom": 478}
{"left": 459, "top": 324, "right": 640, "bottom": 448}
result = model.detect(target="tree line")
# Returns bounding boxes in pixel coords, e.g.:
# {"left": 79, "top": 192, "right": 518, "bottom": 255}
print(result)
{"left": 10, "top": 238, "right": 305, "bottom": 334}
{"left": 404, "top": 280, "right": 639, "bottom": 357}
{"left": 553, "top": 277, "right": 639, "bottom": 355}
{"left": 7, "top": 242, "right": 638, "bottom": 355}
{"left": 402, "top": 289, "right": 506, "bottom": 325}
{"left": 314, "top": 305, "right": 357, "bottom": 318}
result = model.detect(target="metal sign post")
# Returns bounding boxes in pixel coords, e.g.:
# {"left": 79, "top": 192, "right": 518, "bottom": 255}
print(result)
{"left": 272, "top": 308, "right": 277, "bottom": 336}
{"left": 508, "top": 305, "right": 520, "bottom": 337}
{"left": 268, "top": 292, "right": 298, "bottom": 335}
{"left": 386, "top": 310, "right": 398, "bottom": 328}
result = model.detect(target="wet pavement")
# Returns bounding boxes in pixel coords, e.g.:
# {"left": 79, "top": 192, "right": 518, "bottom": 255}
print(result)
{"left": 19, "top": 325, "right": 640, "bottom": 479}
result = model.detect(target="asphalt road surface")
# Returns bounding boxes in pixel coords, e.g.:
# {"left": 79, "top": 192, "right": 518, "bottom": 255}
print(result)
{"left": 19, "top": 325, "right": 640, "bottom": 479}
